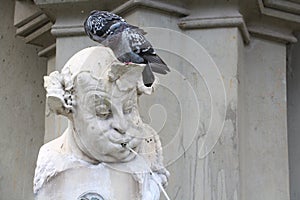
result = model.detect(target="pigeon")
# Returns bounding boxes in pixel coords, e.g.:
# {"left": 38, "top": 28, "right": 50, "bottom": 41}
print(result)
{"left": 84, "top": 10, "right": 170, "bottom": 87}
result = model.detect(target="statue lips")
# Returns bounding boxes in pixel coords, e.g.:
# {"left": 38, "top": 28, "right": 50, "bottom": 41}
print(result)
{"left": 108, "top": 132, "right": 132, "bottom": 144}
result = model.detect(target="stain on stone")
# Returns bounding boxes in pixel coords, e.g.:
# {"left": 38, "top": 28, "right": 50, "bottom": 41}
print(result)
{"left": 226, "top": 103, "right": 236, "bottom": 123}
{"left": 233, "top": 143, "right": 237, "bottom": 150}
{"left": 226, "top": 102, "right": 237, "bottom": 141}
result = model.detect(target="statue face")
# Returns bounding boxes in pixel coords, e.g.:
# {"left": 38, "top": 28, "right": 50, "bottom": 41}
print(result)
{"left": 72, "top": 72, "right": 144, "bottom": 163}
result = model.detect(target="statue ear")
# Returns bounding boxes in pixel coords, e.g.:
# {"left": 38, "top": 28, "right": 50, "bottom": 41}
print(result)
{"left": 46, "top": 95, "right": 73, "bottom": 117}
{"left": 44, "top": 71, "right": 74, "bottom": 118}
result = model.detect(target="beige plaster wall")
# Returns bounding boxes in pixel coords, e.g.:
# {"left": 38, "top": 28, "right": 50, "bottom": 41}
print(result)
{"left": 0, "top": 0, "right": 47, "bottom": 199}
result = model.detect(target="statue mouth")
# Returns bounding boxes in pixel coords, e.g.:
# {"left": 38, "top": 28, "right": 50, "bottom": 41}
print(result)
{"left": 120, "top": 142, "right": 127, "bottom": 148}
{"left": 119, "top": 142, "right": 138, "bottom": 152}
{"left": 108, "top": 133, "right": 132, "bottom": 144}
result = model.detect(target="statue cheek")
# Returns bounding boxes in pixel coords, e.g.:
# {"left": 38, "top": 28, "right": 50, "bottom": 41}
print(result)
{"left": 86, "top": 118, "right": 113, "bottom": 133}
{"left": 124, "top": 110, "right": 141, "bottom": 123}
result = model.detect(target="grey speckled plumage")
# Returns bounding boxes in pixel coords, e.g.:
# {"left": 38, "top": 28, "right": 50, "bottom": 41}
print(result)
{"left": 84, "top": 10, "right": 170, "bottom": 87}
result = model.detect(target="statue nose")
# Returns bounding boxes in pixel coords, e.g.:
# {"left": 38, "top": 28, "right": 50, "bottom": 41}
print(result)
{"left": 111, "top": 119, "right": 128, "bottom": 134}
{"left": 113, "top": 127, "right": 126, "bottom": 134}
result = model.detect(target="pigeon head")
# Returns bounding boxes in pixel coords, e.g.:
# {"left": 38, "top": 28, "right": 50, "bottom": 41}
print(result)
{"left": 84, "top": 10, "right": 126, "bottom": 41}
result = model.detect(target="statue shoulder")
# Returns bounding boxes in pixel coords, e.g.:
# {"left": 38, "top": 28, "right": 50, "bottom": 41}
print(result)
{"left": 33, "top": 135, "right": 89, "bottom": 194}
{"left": 33, "top": 136, "right": 65, "bottom": 194}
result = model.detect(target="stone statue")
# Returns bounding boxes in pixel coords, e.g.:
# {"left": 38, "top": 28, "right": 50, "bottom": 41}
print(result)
{"left": 33, "top": 46, "right": 169, "bottom": 200}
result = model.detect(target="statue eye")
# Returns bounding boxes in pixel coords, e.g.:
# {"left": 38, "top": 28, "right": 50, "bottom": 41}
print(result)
{"left": 93, "top": 96, "right": 111, "bottom": 119}
{"left": 95, "top": 103, "right": 111, "bottom": 119}
{"left": 123, "top": 100, "right": 134, "bottom": 114}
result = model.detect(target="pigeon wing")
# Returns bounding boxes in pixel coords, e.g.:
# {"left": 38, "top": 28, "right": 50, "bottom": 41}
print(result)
{"left": 125, "top": 29, "right": 170, "bottom": 74}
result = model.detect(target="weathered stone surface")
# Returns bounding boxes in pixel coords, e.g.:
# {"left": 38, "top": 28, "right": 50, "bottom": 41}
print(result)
{"left": 1, "top": 0, "right": 299, "bottom": 199}
{"left": 34, "top": 46, "right": 169, "bottom": 200}
{"left": 0, "top": 0, "right": 47, "bottom": 199}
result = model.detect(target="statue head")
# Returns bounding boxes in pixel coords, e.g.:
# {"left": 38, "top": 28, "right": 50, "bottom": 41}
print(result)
{"left": 44, "top": 46, "right": 155, "bottom": 163}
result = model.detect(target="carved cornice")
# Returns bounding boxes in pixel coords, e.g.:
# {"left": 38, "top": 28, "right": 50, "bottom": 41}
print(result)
{"left": 178, "top": 16, "right": 250, "bottom": 44}
{"left": 258, "top": 0, "right": 300, "bottom": 23}
{"left": 248, "top": 26, "right": 297, "bottom": 43}
{"left": 16, "top": 14, "right": 49, "bottom": 36}
{"left": 38, "top": 43, "right": 56, "bottom": 57}
{"left": 112, "top": 0, "right": 189, "bottom": 16}
{"left": 51, "top": 0, "right": 190, "bottom": 37}
{"left": 263, "top": 0, "right": 300, "bottom": 15}
{"left": 51, "top": 24, "right": 84, "bottom": 37}
{"left": 14, "top": 0, "right": 55, "bottom": 57}
{"left": 16, "top": 0, "right": 300, "bottom": 54}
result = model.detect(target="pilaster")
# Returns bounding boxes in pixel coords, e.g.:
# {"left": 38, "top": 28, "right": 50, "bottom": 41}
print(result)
{"left": 113, "top": 2, "right": 244, "bottom": 199}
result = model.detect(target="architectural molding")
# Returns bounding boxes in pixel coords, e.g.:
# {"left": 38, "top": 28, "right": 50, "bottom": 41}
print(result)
{"left": 178, "top": 16, "right": 250, "bottom": 44}
{"left": 14, "top": 0, "right": 43, "bottom": 27}
{"left": 14, "top": 0, "right": 55, "bottom": 57}
{"left": 16, "top": 14, "right": 49, "bottom": 36}
{"left": 38, "top": 43, "right": 56, "bottom": 57}
{"left": 263, "top": 0, "right": 300, "bottom": 15}
{"left": 112, "top": 0, "right": 190, "bottom": 16}
{"left": 51, "top": 0, "right": 191, "bottom": 37}
{"left": 248, "top": 26, "right": 298, "bottom": 43}
{"left": 51, "top": 24, "right": 85, "bottom": 37}
{"left": 258, "top": 0, "right": 300, "bottom": 23}
{"left": 24, "top": 22, "right": 52, "bottom": 43}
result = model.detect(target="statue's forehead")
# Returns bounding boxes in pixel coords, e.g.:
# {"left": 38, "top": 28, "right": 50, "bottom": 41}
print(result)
{"left": 75, "top": 77, "right": 136, "bottom": 101}
{"left": 74, "top": 71, "right": 138, "bottom": 98}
